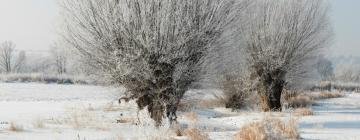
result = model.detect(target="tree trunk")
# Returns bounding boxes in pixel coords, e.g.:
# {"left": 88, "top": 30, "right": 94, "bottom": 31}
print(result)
{"left": 269, "top": 79, "right": 284, "bottom": 111}
{"left": 166, "top": 100, "right": 179, "bottom": 125}
{"left": 256, "top": 67, "right": 286, "bottom": 112}
{"left": 260, "top": 78, "right": 284, "bottom": 111}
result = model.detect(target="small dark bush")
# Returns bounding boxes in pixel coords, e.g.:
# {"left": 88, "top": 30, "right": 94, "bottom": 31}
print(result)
{"left": 221, "top": 75, "right": 249, "bottom": 110}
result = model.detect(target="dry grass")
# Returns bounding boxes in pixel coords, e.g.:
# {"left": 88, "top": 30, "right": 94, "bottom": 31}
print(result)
{"left": 8, "top": 122, "right": 24, "bottom": 132}
{"left": 316, "top": 92, "right": 344, "bottom": 99}
{"left": 270, "top": 118, "right": 299, "bottom": 139}
{"left": 33, "top": 118, "right": 46, "bottom": 128}
{"left": 234, "top": 117, "right": 299, "bottom": 140}
{"left": 221, "top": 75, "right": 249, "bottom": 110}
{"left": 63, "top": 109, "right": 111, "bottom": 131}
{"left": 179, "top": 98, "right": 226, "bottom": 111}
{"left": 104, "top": 102, "right": 122, "bottom": 112}
{"left": 286, "top": 94, "right": 316, "bottom": 108}
{"left": 184, "top": 128, "right": 209, "bottom": 140}
{"left": 294, "top": 108, "right": 314, "bottom": 116}
{"left": 178, "top": 100, "right": 197, "bottom": 112}
{"left": 198, "top": 98, "right": 226, "bottom": 109}
{"left": 116, "top": 117, "right": 136, "bottom": 124}
{"left": 234, "top": 122, "right": 266, "bottom": 140}
{"left": 176, "top": 112, "right": 207, "bottom": 140}
{"left": 181, "top": 112, "right": 199, "bottom": 123}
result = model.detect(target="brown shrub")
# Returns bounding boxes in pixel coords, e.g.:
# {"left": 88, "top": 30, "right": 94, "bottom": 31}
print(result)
{"left": 269, "top": 118, "right": 299, "bottom": 139}
{"left": 116, "top": 117, "right": 136, "bottom": 124}
{"left": 234, "top": 117, "right": 299, "bottom": 140}
{"left": 178, "top": 100, "right": 196, "bottom": 112}
{"left": 294, "top": 108, "right": 314, "bottom": 116}
{"left": 184, "top": 128, "right": 209, "bottom": 140}
{"left": 316, "top": 92, "right": 344, "bottom": 99}
{"left": 221, "top": 75, "right": 249, "bottom": 110}
{"left": 234, "top": 122, "right": 267, "bottom": 140}
{"left": 198, "top": 98, "right": 226, "bottom": 109}
{"left": 286, "top": 94, "right": 316, "bottom": 108}
{"left": 33, "top": 118, "right": 46, "bottom": 128}
{"left": 8, "top": 122, "right": 24, "bottom": 132}
{"left": 181, "top": 112, "right": 199, "bottom": 123}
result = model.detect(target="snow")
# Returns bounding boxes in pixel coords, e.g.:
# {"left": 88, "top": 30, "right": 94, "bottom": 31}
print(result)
{"left": 0, "top": 83, "right": 360, "bottom": 139}
{"left": 300, "top": 93, "right": 360, "bottom": 140}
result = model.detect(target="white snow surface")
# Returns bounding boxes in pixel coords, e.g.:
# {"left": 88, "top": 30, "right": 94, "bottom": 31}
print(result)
{"left": 0, "top": 83, "right": 359, "bottom": 140}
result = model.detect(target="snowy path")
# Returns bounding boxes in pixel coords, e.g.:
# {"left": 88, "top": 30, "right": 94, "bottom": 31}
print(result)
{"left": 300, "top": 93, "right": 360, "bottom": 140}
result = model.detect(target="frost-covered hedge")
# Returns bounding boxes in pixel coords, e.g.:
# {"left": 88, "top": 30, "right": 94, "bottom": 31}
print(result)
{"left": 0, "top": 73, "right": 98, "bottom": 85}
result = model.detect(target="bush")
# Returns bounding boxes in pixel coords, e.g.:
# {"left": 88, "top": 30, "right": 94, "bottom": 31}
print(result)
{"left": 234, "top": 117, "right": 299, "bottom": 140}
{"left": 198, "top": 98, "right": 226, "bottom": 109}
{"left": 283, "top": 90, "right": 316, "bottom": 109}
{"left": 8, "top": 122, "right": 24, "bottom": 132}
{"left": 184, "top": 128, "right": 209, "bottom": 140}
{"left": 316, "top": 92, "right": 344, "bottom": 99}
{"left": 294, "top": 108, "right": 314, "bottom": 116}
{"left": 234, "top": 121, "right": 266, "bottom": 140}
{"left": 221, "top": 75, "right": 250, "bottom": 110}
{"left": 0, "top": 73, "right": 94, "bottom": 85}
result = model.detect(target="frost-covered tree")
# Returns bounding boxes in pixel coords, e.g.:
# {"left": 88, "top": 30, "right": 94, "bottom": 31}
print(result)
{"left": 0, "top": 41, "right": 28, "bottom": 73}
{"left": 0, "top": 41, "right": 16, "bottom": 73}
{"left": 315, "top": 56, "right": 334, "bottom": 81}
{"left": 60, "top": 0, "right": 248, "bottom": 125}
{"left": 335, "top": 64, "right": 360, "bottom": 83}
{"left": 244, "top": 0, "right": 332, "bottom": 111}
{"left": 13, "top": 50, "right": 27, "bottom": 73}
{"left": 51, "top": 43, "right": 68, "bottom": 74}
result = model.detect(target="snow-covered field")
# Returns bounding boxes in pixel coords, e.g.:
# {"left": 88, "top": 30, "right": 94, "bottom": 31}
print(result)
{"left": 0, "top": 83, "right": 359, "bottom": 140}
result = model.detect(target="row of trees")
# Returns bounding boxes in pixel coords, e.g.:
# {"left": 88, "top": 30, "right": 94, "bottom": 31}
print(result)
{"left": 60, "top": 0, "right": 332, "bottom": 125}
{"left": 0, "top": 41, "right": 26, "bottom": 73}
{"left": 0, "top": 41, "right": 75, "bottom": 75}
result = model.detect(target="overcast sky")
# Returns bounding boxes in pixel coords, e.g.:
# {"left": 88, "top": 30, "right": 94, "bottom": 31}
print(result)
{"left": 0, "top": 0, "right": 359, "bottom": 57}
{"left": 0, "top": 0, "right": 58, "bottom": 52}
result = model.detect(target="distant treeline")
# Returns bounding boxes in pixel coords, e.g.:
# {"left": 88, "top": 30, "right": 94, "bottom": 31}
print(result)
{"left": 311, "top": 81, "right": 360, "bottom": 92}
{"left": 0, "top": 73, "right": 100, "bottom": 85}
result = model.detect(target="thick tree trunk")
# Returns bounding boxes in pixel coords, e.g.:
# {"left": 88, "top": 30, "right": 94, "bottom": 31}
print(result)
{"left": 269, "top": 79, "right": 284, "bottom": 111}
{"left": 260, "top": 78, "right": 284, "bottom": 111}
{"left": 166, "top": 101, "right": 179, "bottom": 125}
{"left": 256, "top": 67, "right": 286, "bottom": 112}
{"left": 147, "top": 59, "right": 181, "bottom": 126}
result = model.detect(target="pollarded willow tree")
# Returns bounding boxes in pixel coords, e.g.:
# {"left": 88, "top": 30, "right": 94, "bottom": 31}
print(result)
{"left": 244, "top": 0, "right": 332, "bottom": 111}
{"left": 60, "top": 0, "right": 248, "bottom": 125}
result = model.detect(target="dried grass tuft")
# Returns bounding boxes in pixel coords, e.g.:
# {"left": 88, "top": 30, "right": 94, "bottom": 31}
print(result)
{"left": 184, "top": 128, "right": 209, "bottom": 140}
{"left": 181, "top": 112, "right": 199, "bottom": 123}
{"left": 198, "top": 98, "right": 226, "bottom": 109}
{"left": 294, "top": 108, "right": 314, "bottom": 116}
{"left": 316, "top": 92, "right": 344, "bottom": 99}
{"left": 234, "top": 122, "right": 266, "bottom": 140}
{"left": 286, "top": 94, "right": 316, "bottom": 108}
{"left": 234, "top": 117, "right": 299, "bottom": 140}
{"left": 8, "top": 122, "right": 24, "bottom": 132}
{"left": 33, "top": 118, "right": 46, "bottom": 128}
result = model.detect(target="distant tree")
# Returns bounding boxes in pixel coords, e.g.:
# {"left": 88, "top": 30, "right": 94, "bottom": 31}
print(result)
{"left": 51, "top": 43, "right": 67, "bottom": 74}
{"left": 244, "top": 0, "right": 332, "bottom": 111}
{"left": 315, "top": 56, "right": 334, "bottom": 81}
{"left": 61, "top": 0, "right": 248, "bottom": 125}
{"left": 13, "top": 50, "right": 27, "bottom": 73}
{"left": 0, "top": 41, "right": 16, "bottom": 73}
{"left": 335, "top": 64, "right": 360, "bottom": 83}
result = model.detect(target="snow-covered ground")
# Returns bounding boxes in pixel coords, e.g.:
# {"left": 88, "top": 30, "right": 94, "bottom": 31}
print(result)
{"left": 300, "top": 93, "right": 360, "bottom": 140}
{"left": 0, "top": 83, "right": 359, "bottom": 140}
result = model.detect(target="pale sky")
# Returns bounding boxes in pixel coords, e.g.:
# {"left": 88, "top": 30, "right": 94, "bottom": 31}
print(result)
{"left": 0, "top": 0, "right": 359, "bottom": 57}
{"left": 0, "top": 0, "right": 58, "bottom": 52}
{"left": 329, "top": 0, "right": 360, "bottom": 57}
